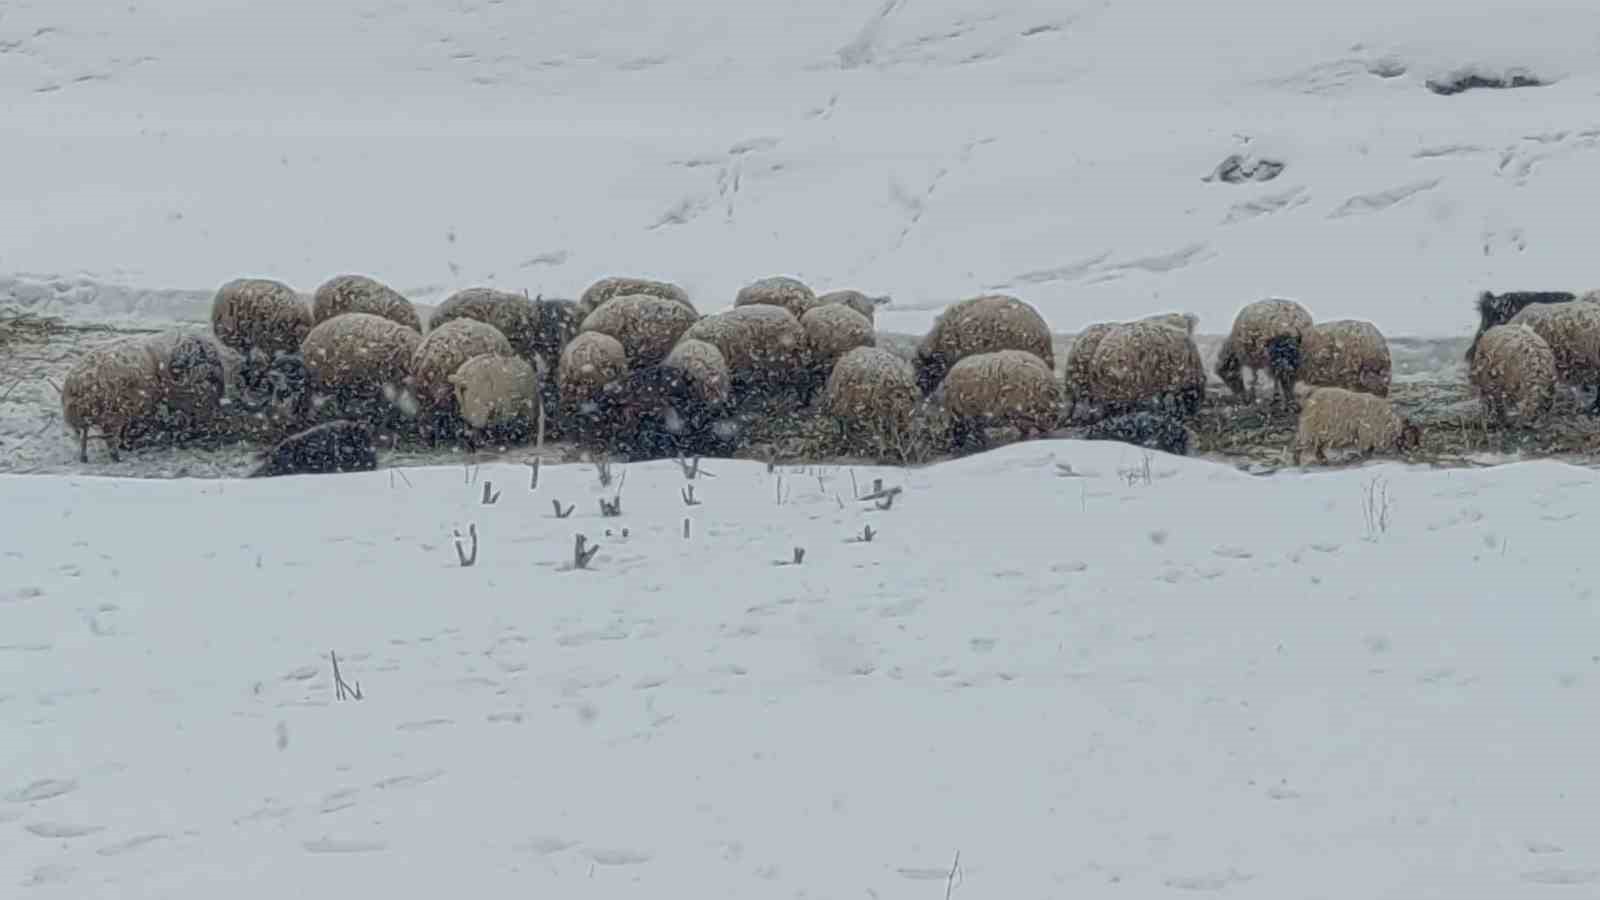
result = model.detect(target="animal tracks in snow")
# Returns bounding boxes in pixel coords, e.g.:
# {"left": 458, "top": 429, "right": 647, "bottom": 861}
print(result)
{"left": 1326, "top": 178, "right": 1442, "bottom": 219}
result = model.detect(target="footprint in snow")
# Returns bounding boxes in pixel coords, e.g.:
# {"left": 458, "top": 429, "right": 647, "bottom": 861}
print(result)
{"left": 586, "top": 847, "right": 652, "bottom": 866}
{"left": 25, "top": 821, "right": 105, "bottom": 839}
{"left": 6, "top": 778, "right": 77, "bottom": 803}
{"left": 96, "top": 833, "right": 170, "bottom": 856}
{"left": 395, "top": 718, "right": 453, "bottom": 732}
{"left": 374, "top": 770, "right": 445, "bottom": 791}
{"left": 1522, "top": 868, "right": 1599, "bottom": 885}
{"left": 302, "top": 837, "right": 388, "bottom": 854}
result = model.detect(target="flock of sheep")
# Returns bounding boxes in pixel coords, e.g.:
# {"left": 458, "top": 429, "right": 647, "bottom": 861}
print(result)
{"left": 54, "top": 272, "right": 1600, "bottom": 476}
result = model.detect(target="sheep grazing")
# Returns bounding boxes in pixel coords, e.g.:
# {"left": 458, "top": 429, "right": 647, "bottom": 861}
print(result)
{"left": 1085, "top": 321, "right": 1207, "bottom": 416}
{"left": 577, "top": 276, "right": 694, "bottom": 318}
{"left": 249, "top": 420, "right": 378, "bottom": 478}
{"left": 940, "top": 349, "right": 1061, "bottom": 451}
{"left": 1468, "top": 324, "right": 1557, "bottom": 426}
{"left": 448, "top": 353, "right": 541, "bottom": 448}
{"left": 734, "top": 276, "right": 820, "bottom": 320}
{"left": 821, "top": 346, "right": 920, "bottom": 456}
{"left": 1082, "top": 410, "right": 1192, "bottom": 456}
{"left": 1214, "top": 298, "right": 1313, "bottom": 407}
{"left": 300, "top": 312, "right": 423, "bottom": 422}
{"left": 531, "top": 296, "right": 585, "bottom": 361}
{"left": 410, "top": 318, "right": 514, "bottom": 439}
{"left": 141, "top": 329, "right": 230, "bottom": 440}
{"left": 579, "top": 293, "right": 700, "bottom": 368}
{"left": 1292, "top": 386, "right": 1421, "bottom": 465}
{"left": 1467, "top": 290, "right": 1577, "bottom": 362}
{"left": 1505, "top": 301, "right": 1600, "bottom": 413}
{"left": 311, "top": 274, "right": 422, "bottom": 332}
{"left": 61, "top": 337, "right": 163, "bottom": 462}
{"left": 800, "top": 303, "right": 875, "bottom": 392}
{"left": 211, "top": 278, "right": 313, "bottom": 357}
{"left": 679, "top": 304, "right": 807, "bottom": 399}
{"left": 628, "top": 338, "right": 737, "bottom": 458}
{"left": 238, "top": 350, "right": 312, "bottom": 427}
{"left": 428, "top": 287, "right": 542, "bottom": 364}
{"left": 1063, "top": 323, "right": 1117, "bottom": 421}
{"left": 1298, "top": 319, "right": 1393, "bottom": 397}
{"left": 815, "top": 289, "right": 885, "bottom": 324}
{"left": 914, "top": 294, "right": 1055, "bottom": 395}
{"left": 556, "top": 331, "right": 631, "bottom": 439}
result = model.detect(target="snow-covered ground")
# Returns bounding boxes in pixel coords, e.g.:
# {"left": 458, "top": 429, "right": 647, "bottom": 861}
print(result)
{"left": 6, "top": 0, "right": 1600, "bottom": 337}
{"left": 4, "top": 445, "right": 1600, "bottom": 896}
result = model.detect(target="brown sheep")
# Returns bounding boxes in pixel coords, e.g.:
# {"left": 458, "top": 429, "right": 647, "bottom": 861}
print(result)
{"left": 734, "top": 276, "right": 820, "bottom": 320}
{"left": 815, "top": 289, "right": 885, "bottom": 323}
{"left": 1292, "top": 386, "right": 1422, "bottom": 465}
{"left": 577, "top": 276, "right": 694, "bottom": 318}
{"left": 141, "top": 329, "right": 230, "bottom": 440}
{"left": 1063, "top": 323, "right": 1117, "bottom": 420}
{"left": 821, "top": 346, "right": 921, "bottom": 456}
{"left": 1509, "top": 301, "right": 1600, "bottom": 414}
{"left": 428, "top": 288, "right": 542, "bottom": 362}
{"left": 1298, "top": 319, "right": 1392, "bottom": 397}
{"left": 579, "top": 294, "right": 700, "bottom": 368}
{"left": 915, "top": 294, "right": 1055, "bottom": 395}
{"left": 448, "top": 353, "right": 541, "bottom": 447}
{"left": 679, "top": 304, "right": 807, "bottom": 398}
{"left": 800, "top": 303, "right": 875, "bottom": 378}
{"left": 210, "top": 278, "right": 313, "bottom": 357}
{"left": 1085, "top": 321, "right": 1207, "bottom": 416}
{"left": 940, "top": 349, "right": 1061, "bottom": 450}
{"left": 1469, "top": 324, "right": 1556, "bottom": 426}
{"left": 1214, "top": 298, "right": 1314, "bottom": 407}
{"left": 61, "top": 337, "right": 164, "bottom": 462}
{"left": 311, "top": 274, "right": 422, "bottom": 332}
{"left": 556, "top": 330, "right": 631, "bottom": 430}
{"left": 409, "top": 318, "right": 515, "bottom": 437}
{"left": 301, "top": 312, "right": 424, "bottom": 421}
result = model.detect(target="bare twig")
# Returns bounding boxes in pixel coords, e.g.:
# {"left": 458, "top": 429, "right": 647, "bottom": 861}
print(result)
{"left": 681, "top": 484, "right": 701, "bottom": 506}
{"left": 527, "top": 457, "right": 541, "bottom": 491}
{"left": 481, "top": 481, "right": 501, "bottom": 505}
{"left": 331, "top": 651, "right": 363, "bottom": 701}
{"left": 552, "top": 499, "right": 574, "bottom": 518}
{"left": 850, "top": 525, "right": 876, "bottom": 543}
{"left": 945, "top": 850, "right": 961, "bottom": 900}
{"left": 774, "top": 546, "right": 806, "bottom": 566}
{"left": 452, "top": 523, "right": 479, "bottom": 566}
{"left": 682, "top": 517, "right": 691, "bottom": 539}
{"left": 396, "top": 469, "right": 413, "bottom": 488}
{"left": 572, "top": 534, "right": 600, "bottom": 569}
{"left": 599, "top": 496, "right": 623, "bottom": 517}
{"left": 849, "top": 469, "right": 860, "bottom": 498}
{"left": 594, "top": 460, "right": 613, "bottom": 487}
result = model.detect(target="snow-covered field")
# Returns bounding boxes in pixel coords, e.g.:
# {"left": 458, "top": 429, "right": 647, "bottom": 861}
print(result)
{"left": 5, "top": 446, "right": 1600, "bottom": 896}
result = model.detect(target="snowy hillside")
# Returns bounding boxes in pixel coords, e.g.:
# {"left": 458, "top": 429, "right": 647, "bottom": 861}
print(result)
{"left": 6, "top": 0, "right": 1600, "bottom": 336}
{"left": 4, "top": 444, "right": 1599, "bottom": 896}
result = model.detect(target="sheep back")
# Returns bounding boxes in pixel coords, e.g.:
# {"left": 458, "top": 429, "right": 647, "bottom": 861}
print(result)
{"left": 1139, "top": 312, "right": 1199, "bottom": 336}
{"left": 311, "top": 274, "right": 422, "bottom": 332}
{"left": 915, "top": 294, "right": 1055, "bottom": 394}
{"left": 680, "top": 304, "right": 806, "bottom": 386}
{"left": 1510, "top": 301, "right": 1600, "bottom": 386}
{"left": 800, "top": 303, "right": 875, "bottom": 372}
{"left": 142, "top": 328, "right": 229, "bottom": 431}
{"left": 1469, "top": 324, "right": 1556, "bottom": 424}
{"left": 1063, "top": 322, "right": 1117, "bottom": 412}
{"left": 428, "top": 287, "right": 542, "bottom": 361}
{"left": 816, "top": 289, "right": 882, "bottom": 323}
{"left": 302, "top": 312, "right": 423, "bottom": 397}
{"left": 1294, "top": 386, "right": 1418, "bottom": 462}
{"left": 1299, "top": 319, "right": 1392, "bottom": 397}
{"left": 1087, "top": 321, "right": 1206, "bottom": 414}
{"left": 579, "top": 293, "right": 700, "bottom": 368}
{"left": 821, "top": 346, "right": 920, "bottom": 450}
{"left": 448, "top": 353, "right": 540, "bottom": 431}
{"left": 661, "top": 338, "right": 733, "bottom": 411}
{"left": 410, "top": 318, "right": 514, "bottom": 412}
{"left": 941, "top": 349, "right": 1061, "bottom": 435}
{"left": 1215, "top": 298, "right": 1313, "bottom": 393}
{"left": 211, "top": 278, "right": 312, "bottom": 356}
{"left": 556, "top": 330, "right": 630, "bottom": 414}
{"left": 734, "top": 275, "right": 819, "bottom": 320}
{"left": 578, "top": 276, "right": 694, "bottom": 318}
{"left": 61, "top": 336, "right": 164, "bottom": 457}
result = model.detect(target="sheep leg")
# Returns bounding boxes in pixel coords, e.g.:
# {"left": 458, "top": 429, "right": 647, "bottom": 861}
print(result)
{"left": 77, "top": 428, "right": 89, "bottom": 463}
{"left": 1248, "top": 370, "right": 1260, "bottom": 403}
{"left": 1314, "top": 442, "right": 1328, "bottom": 464}
{"left": 1588, "top": 383, "right": 1600, "bottom": 416}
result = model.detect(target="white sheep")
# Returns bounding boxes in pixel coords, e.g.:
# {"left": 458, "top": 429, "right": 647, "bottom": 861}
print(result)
{"left": 211, "top": 277, "right": 313, "bottom": 357}
{"left": 448, "top": 353, "right": 541, "bottom": 447}
{"left": 1469, "top": 324, "right": 1556, "bottom": 426}
{"left": 915, "top": 294, "right": 1055, "bottom": 395}
{"left": 1298, "top": 319, "right": 1392, "bottom": 397}
{"left": 1291, "top": 385, "right": 1421, "bottom": 465}
{"left": 1214, "top": 298, "right": 1313, "bottom": 407}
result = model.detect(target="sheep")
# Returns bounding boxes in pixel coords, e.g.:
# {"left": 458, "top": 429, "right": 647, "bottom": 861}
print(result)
{"left": 1466, "top": 290, "right": 1577, "bottom": 362}
{"left": 556, "top": 330, "right": 631, "bottom": 440}
{"left": 577, "top": 276, "right": 694, "bottom": 318}
{"left": 821, "top": 346, "right": 921, "bottom": 456}
{"left": 679, "top": 304, "right": 808, "bottom": 400}
{"left": 800, "top": 303, "right": 875, "bottom": 396}
{"left": 914, "top": 294, "right": 1055, "bottom": 395}
{"left": 211, "top": 277, "right": 313, "bottom": 357}
{"left": 1291, "top": 386, "right": 1422, "bottom": 465}
{"left": 1085, "top": 321, "right": 1207, "bottom": 416}
{"left": 428, "top": 287, "right": 541, "bottom": 361}
{"left": 735, "top": 276, "right": 820, "bottom": 320}
{"left": 61, "top": 337, "right": 163, "bottom": 462}
{"left": 1063, "top": 312, "right": 1199, "bottom": 420}
{"left": 238, "top": 350, "right": 313, "bottom": 431}
{"left": 1138, "top": 312, "right": 1199, "bottom": 336}
{"left": 579, "top": 293, "right": 700, "bottom": 368}
{"left": 447, "top": 353, "right": 541, "bottom": 448}
{"left": 1468, "top": 324, "right": 1557, "bottom": 426}
{"left": 1507, "top": 301, "right": 1600, "bottom": 413}
{"left": 248, "top": 420, "right": 378, "bottom": 478}
{"left": 1298, "top": 319, "right": 1392, "bottom": 397}
{"left": 531, "top": 296, "right": 586, "bottom": 361}
{"left": 815, "top": 289, "right": 886, "bottom": 323}
{"left": 311, "top": 274, "right": 422, "bottom": 332}
{"left": 626, "top": 338, "right": 738, "bottom": 458}
{"left": 1214, "top": 298, "right": 1313, "bottom": 407}
{"left": 1082, "top": 410, "right": 1192, "bottom": 456}
{"left": 410, "top": 318, "right": 514, "bottom": 440}
{"left": 141, "top": 329, "right": 230, "bottom": 440}
{"left": 300, "top": 312, "right": 423, "bottom": 423}
{"left": 939, "top": 349, "right": 1061, "bottom": 451}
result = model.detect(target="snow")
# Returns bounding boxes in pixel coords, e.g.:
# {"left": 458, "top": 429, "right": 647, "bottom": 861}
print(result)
{"left": 4, "top": 443, "right": 1600, "bottom": 895}
{"left": 6, "top": 0, "right": 1600, "bottom": 337}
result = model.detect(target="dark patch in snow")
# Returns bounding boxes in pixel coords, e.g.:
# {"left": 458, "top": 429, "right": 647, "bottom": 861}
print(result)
{"left": 1204, "top": 154, "right": 1285, "bottom": 185}
{"left": 1426, "top": 67, "right": 1548, "bottom": 95}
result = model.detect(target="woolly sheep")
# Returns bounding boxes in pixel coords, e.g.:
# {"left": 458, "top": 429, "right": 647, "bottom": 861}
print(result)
{"left": 141, "top": 328, "right": 229, "bottom": 437}
{"left": 941, "top": 349, "right": 1061, "bottom": 450}
{"left": 579, "top": 293, "right": 700, "bottom": 368}
{"left": 311, "top": 274, "right": 422, "bottom": 332}
{"left": 410, "top": 318, "right": 515, "bottom": 427}
{"left": 679, "top": 304, "right": 808, "bottom": 394}
{"left": 249, "top": 420, "right": 378, "bottom": 478}
{"left": 626, "top": 338, "right": 737, "bottom": 458}
{"left": 238, "top": 350, "right": 313, "bottom": 430}
{"left": 1138, "top": 311, "right": 1199, "bottom": 336}
{"left": 1508, "top": 301, "right": 1600, "bottom": 413}
{"left": 1214, "top": 298, "right": 1313, "bottom": 406}
{"left": 211, "top": 278, "right": 313, "bottom": 357}
{"left": 1469, "top": 324, "right": 1557, "bottom": 426}
{"left": 821, "top": 346, "right": 920, "bottom": 455}
{"left": 448, "top": 353, "right": 541, "bottom": 446}
{"left": 1063, "top": 323, "right": 1117, "bottom": 420}
{"left": 815, "top": 289, "right": 885, "bottom": 323}
{"left": 428, "top": 287, "right": 542, "bottom": 360}
{"left": 915, "top": 294, "right": 1055, "bottom": 395}
{"left": 577, "top": 276, "right": 694, "bottom": 318}
{"left": 734, "top": 276, "right": 820, "bottom": 320}
{"left": 1086, "top": 321, "right": 1207, "bottom": 416}
{"left": 1298, "top": 319, "right": 1392, "bottom": 397}
{"left": 556, "top": 330, "right": 631, "bottom": 430}
{"left": 1082, "top": 410, "right": 1192, "bottom": 456}
{"left": 300, "top": 312, "right": 423, "bottom": 421}
{"left": 61, "top": 337, "right": 163, "bottom": 462}
{"left": 800, "top": 303, "right": 875, "bottom": 375}
{"left": 1467, "top": 290, "right": 1577, "bottom": 362}
{"left": 1292, "top": 386, "right": 1421, "bottom": 465}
